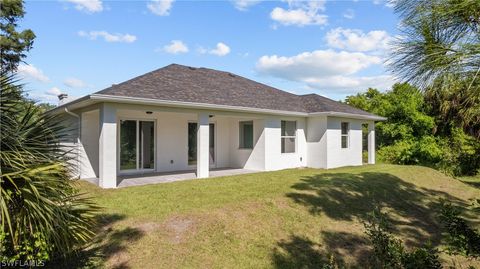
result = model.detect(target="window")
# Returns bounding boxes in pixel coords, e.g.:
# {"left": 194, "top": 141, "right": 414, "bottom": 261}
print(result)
{"left": 239, "top": 121, "right": 253, "bottom": 149}
{"left": 281, "top": 120, "right": 296, "bottom": 153}
{"left": 120, "top": 120, "right": 155, "bottom": 171}
{"left": 341, "top": 122, "right": 349, "bottom": 148}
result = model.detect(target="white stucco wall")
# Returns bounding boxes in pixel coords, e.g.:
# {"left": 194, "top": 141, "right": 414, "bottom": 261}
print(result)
{"left": 79, "top": 109, "right": 99, "bottom": 179}
{"left": 306, "top": 115, "right": 327, "bottom": 168}
{"left": 228, "top": 118, "right": 266, "bottom": 170}
{"left": 263, "top": 117, "right": 307, "bottom": 171}
{"left": 326, "top": 116, "right": 363, "bottom": 169}
{"left": 73, "top": 102, "right": 373, "bottom": 186}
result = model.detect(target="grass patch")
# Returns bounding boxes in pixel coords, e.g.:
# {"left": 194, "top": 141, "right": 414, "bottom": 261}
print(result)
{"left": 459, "top": 174, "right": 480, "bottom": 190}
{"left": 58, "top": 164, "right": 480, "bottom": 268}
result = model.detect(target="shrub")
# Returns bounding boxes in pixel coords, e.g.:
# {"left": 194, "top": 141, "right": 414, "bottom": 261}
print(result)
{"left": 439, "top": 201, "right": 480, "bottom": 257}
{"left": 364, "top": 208, "right": 442, "bottom": 269}
{"left": 401, "top": 245, "right": 442, "bottom": 269}
{"left": 378, "top": 136, "right": 443, "bottom": 166}
{"left": 0, "top": 74, "right": 99, "bottom": 262}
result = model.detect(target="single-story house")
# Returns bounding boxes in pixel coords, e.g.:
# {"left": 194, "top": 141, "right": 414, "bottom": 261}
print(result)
{"left": 52, "top": 64, "right": 385, "bottom": 188}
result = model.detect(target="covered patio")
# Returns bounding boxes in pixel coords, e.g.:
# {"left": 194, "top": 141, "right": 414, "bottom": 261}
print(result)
{"left": 82, "top": 168, "right": 259, "bottom": 188}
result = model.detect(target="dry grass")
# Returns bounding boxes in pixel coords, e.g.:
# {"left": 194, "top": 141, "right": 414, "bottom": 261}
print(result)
{"left": 58, "top": 164, "right": 480, "bottom": 268}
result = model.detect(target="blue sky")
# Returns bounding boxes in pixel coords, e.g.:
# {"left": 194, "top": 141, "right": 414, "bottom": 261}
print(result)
{"left": 18, "top": 0, "right": 399, "bottom": 104}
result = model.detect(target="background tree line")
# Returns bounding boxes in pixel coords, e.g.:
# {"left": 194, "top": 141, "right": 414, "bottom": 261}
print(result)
{"left": 345, "top": 0, "right": 480, "bottom": 177}
{"left": 346, "top": 83, "right": 480, "bottom": 176}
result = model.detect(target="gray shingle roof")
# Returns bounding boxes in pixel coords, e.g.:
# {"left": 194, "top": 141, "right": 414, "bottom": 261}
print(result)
{"left": 300, "top": 94, "right": 375, "bottom": 116}
{"left": 95, "top": 64, "right": 379, "bottom": 117}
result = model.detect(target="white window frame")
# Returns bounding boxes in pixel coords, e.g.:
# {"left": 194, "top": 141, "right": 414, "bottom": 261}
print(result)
{"left": 117, "top": 118, "right": 156, "bottom": 174}
{"left": 281, "top": 120, "right": 296, "bottom": 154}
{"left": 341, "top": 122, "right": 350, "bottom": 149}
{"left": 239, "top": 121, "right": 254, "bottom": 149}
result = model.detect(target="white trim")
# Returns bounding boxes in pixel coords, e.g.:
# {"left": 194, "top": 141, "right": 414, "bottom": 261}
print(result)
{"left": 341, "top": 121, "right": 350, "bottom": 149}
{"left": 56, "top": 94, "right": 387, "bottom": 121}
{"left": 91, "top": 94, "right": 308, "bottom": 117}
{"left": 309, "top": 111, "right": 386, "bottom": 121}
{"left": 281, "top": 120, "right": 297, "bottom": 154}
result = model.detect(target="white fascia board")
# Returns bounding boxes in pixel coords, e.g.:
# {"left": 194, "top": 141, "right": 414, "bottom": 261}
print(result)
{"left": 51, "top": 94, "right": 386, "bottom": 121}
{"left": 90, "top": 94, "right": 309, "bottom": 116}
{"left": 308, "top": 111, "right": 387, "bottom": 121}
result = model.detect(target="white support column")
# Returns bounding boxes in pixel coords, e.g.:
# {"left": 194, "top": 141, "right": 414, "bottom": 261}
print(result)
{"left": 99, "top": 103, "right": 117, "bottom": 188}
{"left": 368, "top": 122, "right": 375, "bottom": 164}
{"left": 196, "top": 112, "right": 210, "bottom": 178}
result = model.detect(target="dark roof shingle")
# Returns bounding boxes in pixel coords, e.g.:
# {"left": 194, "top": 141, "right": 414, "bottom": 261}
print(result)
{"left": 95, "top": 64, "right": 379, "bottom": 117}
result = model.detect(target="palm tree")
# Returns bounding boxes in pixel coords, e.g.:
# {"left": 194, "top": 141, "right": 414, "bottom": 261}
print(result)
{"left": 0, "top": 73, "right": 98, "bottom": 261}
{"left": 390, "top": 0, "right": 480, "bottom": 139}
{"left": 390, "top": 0, "right": 480, "bottom": 88}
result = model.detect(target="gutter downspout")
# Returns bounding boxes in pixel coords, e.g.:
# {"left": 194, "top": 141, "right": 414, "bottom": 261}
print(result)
{"left": 64, "top": 107, "right": 81, "bottom": 179}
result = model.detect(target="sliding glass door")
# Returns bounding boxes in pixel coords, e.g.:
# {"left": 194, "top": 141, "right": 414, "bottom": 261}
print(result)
{"left": 120, "top": 119, "right": 155, "bottom": 172}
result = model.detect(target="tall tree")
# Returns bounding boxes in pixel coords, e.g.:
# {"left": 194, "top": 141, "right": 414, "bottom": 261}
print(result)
{"left": 390, "top": 0, "right": 480, "bottom": 140}
{"left": 390, "top": 0, "right": 480, "bottom": 87}
{"left": 0, "top": 0, "right": 35, "bottom": 73}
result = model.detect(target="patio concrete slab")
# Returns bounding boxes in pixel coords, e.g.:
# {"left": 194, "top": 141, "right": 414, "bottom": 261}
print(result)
{"left": 115, "top": 168, "right": 258, "bottom": 188}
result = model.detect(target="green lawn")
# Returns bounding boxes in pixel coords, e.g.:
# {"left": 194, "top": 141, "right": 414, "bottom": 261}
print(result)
{"left": 61, "top": 164, "right": 480, "bottom": 268}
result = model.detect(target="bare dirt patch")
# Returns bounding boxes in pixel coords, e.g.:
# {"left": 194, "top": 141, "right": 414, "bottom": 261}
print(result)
{"left": 163, "top": 216, "right": 197, "bottom": 244}
{"left": 134, "top": 222, "right": 161, "bottom": 233}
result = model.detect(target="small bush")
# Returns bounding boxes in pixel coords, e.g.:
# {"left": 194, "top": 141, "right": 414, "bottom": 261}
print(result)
{"left": 439, "top": 200, "right": 480, "bottom": 257}
{"left": 401, "top": 246, "right": 442, "bottom": 269}
{"left": 0, "top": 231, "right": 51, "bottom": 263}
{"left": 364, "top": 208, "right": 442, "bottom": 269}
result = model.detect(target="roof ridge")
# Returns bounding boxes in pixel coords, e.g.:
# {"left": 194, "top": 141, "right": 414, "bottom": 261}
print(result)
{"left": 91, "top": 63, "right": 382, "bottom": 118}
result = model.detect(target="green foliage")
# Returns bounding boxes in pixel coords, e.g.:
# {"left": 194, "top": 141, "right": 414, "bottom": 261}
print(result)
{"left": 1, "top": 230, "right": 51, "bottom": 262}
{"left": 439, "top": 200, "right": 480, "bottom": 257}
{"left": 346, "top": 82, "right": 480, "bottom": 176}
{"left": 364, "top": 208, "right": 442, "bottom": 269}
{"left": 378, "top": 136, "right": 445, "bottom": 166}
{"left": 0, "top": 73, "right": 99, "bottom": 262}
{"left": 425, "top": 74, "right": 480, "bottom": 139}
{"left": 346, "top": 83, "right": 435, "bottom": 147}
{"left": 401, "top": 246, "right": 443, "bottom": 269}
{"left": 0, "top": 0, "right": 36, "bottom": 72}
{"left": 391, "top": 0, "right": 480, "bottom": 88}
{"left": 363, "top": 209, "right": 404, "bottom": 268}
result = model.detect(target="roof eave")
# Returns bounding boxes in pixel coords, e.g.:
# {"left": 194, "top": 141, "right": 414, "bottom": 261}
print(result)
{"left": 48, "top": 94, "right": 387, "bottom": 121}
{"left": 90, "top": 94, "right": 309, "bottom": 116}
{"left": 308, "top": 111, "right": 387, "bottom": 121}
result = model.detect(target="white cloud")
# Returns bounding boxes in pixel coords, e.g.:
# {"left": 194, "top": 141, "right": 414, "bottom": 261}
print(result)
{"left": 27, "top": 87, "right": 65, "bottom": 103}
{"left": 372, "top": 0, "right": 396, "bottom": 7}
{"left": 385, "top": 0, "right": 396, "bottom": 8}
{"left": 78, "top": 30, "right": 137, "bottom": 43}
{"left": 256, "top": 49, "right": 391, "bottom": 92}
{"left": 17, "top": 64, "right": 49, "bottom": 83}
{"left": 257, "top": 49, "right": 381, "bottom": 79}
{"left": 147, "top": 0, "right": 174, "bottom": 16}
{"left": 162, "top": 40, "right": 189, "bottom": 54}
{"left": 303, "top": 75, "right": 395, "bottom": 92}
{"left": 64, "top": 77, "right": 87, "bottom": 88}
{"left": 199, "top": 42, "right": 231, "bottom": 56}
{"left": 233, "top": 0, "right": 261, "bottom": 11}
{"left": 210, "top": 42, "right": 231, "bottom": 56}
{"left": 270, "top": 0, "right": 327, "bottom": 26}
{"left": 343, "top": 9, "right": 355, "bottom": 19}
{"left": 325, "top": 27, "right": 392, "bottom": 52}
{"left": 66, "top": 0, "right": 103, "bottom": 13}
{"left": 46, "top": 87, "right": 63, "bottom": 97}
